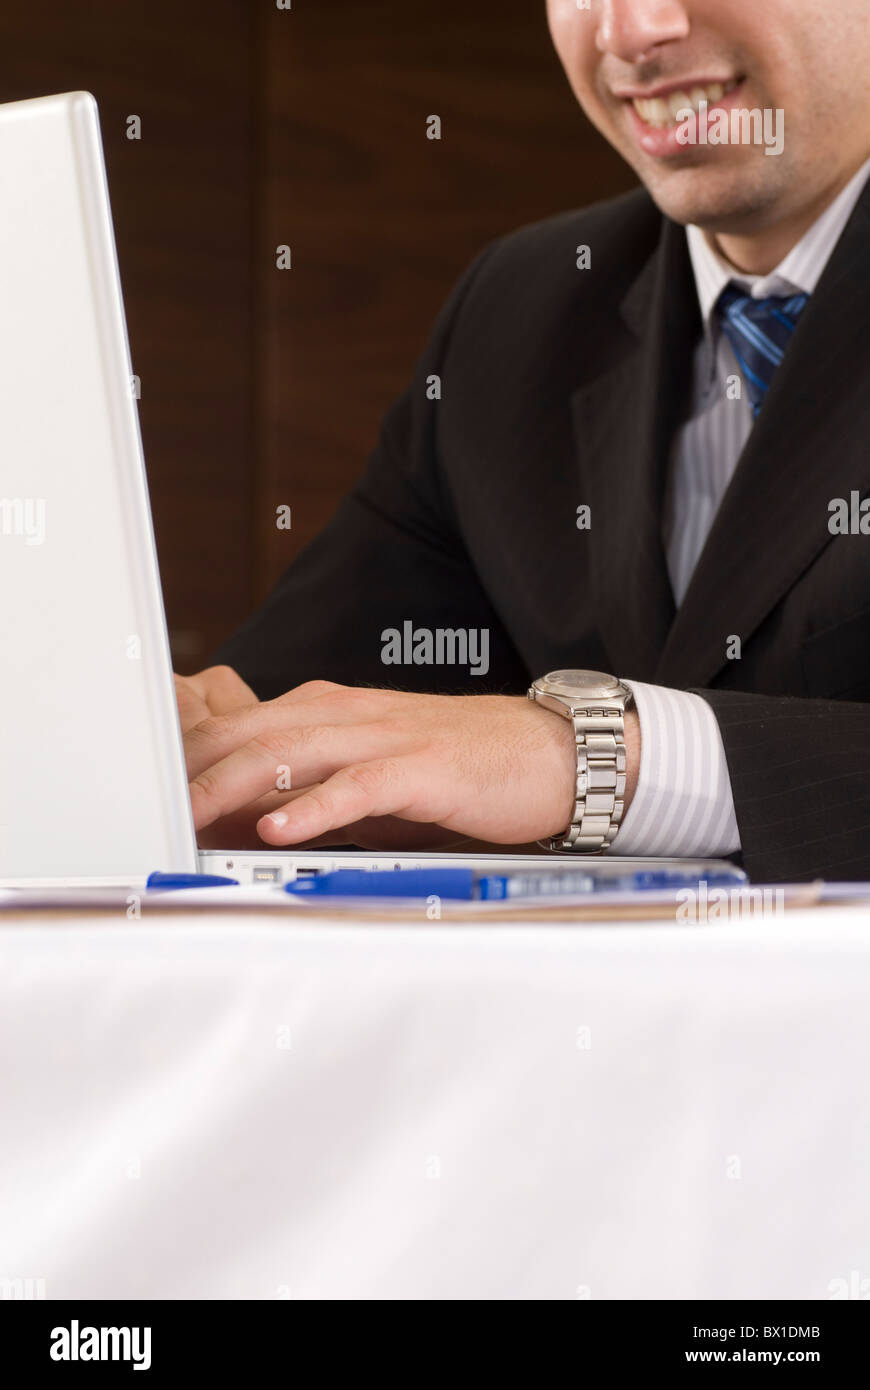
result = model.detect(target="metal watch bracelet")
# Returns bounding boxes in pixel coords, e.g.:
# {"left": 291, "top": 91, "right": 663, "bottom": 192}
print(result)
{"left": 546, "top": 706, "right": 627, "bottom": 853}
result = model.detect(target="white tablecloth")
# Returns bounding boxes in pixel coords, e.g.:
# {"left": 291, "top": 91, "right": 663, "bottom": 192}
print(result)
{"left": 1, "top": 908, "right": 869, "bottom": 1300}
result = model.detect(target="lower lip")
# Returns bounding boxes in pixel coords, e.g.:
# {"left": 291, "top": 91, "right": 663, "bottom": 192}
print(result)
{"left": 624, "top": 80, "right": 745, "bottom": 159}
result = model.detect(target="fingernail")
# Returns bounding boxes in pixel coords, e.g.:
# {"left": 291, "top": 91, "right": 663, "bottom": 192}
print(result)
{"left": 267, "top": 811, "right": 288, "bottom": 828}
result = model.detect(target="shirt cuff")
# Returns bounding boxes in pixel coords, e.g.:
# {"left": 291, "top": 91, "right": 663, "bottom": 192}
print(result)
{"left": 611, "top": 679, "right": 741, "bottom": 857}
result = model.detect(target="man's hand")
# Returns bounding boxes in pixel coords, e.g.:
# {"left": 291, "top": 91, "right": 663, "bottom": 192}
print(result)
{"left": 179, "top": 676, "right": 640, "bottom": 850}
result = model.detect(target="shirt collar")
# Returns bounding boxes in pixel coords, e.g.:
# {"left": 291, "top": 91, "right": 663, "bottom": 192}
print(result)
{"left": 686, "top": 154, "right": 870, "bottom": 336}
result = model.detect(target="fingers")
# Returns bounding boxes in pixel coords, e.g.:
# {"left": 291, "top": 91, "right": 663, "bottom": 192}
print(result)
{"left": 255, "top": 759, "right": 433, "bottom": 845}
{"left": 183, "top": 683, "right": 409, "bottom": 782}
{"left": 188, "top": 723, "right": 415, "bottom": 829}
{"left": 175, "top": 665, "right": 259, "bottom": 735}
{"left": 182, "top": 682, "right": 464, "bottom": 843}
{"left": 174, "top": 674, "right": 211, "bottom": 734}
{"left": 194, "top": 786, "right": 316, "bottom": 849}
{"left": 261, "top": 814, "right": 464, "bottom": 852}
{"left": 199, "top": 801, "right": 464, "bottom": 854}
{"left": 184, "top": 703, "right": 271, "bottom": 781}
{"left": 190, "top": 665, "right": 259, "bottom": 714}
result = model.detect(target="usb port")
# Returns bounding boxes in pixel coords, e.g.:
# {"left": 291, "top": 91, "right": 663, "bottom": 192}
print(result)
{"left": 252, "top": 866, "right": 281, "bottom": 883}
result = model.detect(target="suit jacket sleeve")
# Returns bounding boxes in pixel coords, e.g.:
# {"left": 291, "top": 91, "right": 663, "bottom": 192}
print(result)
{"left": 694, "top": 687, "right": 870, "bottom": 882}
{"left": 210, "top": 242, "right": 529, "bottom": 700}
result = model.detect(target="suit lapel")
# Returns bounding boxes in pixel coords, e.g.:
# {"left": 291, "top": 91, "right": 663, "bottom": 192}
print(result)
{"left": 655, "top": 185, "right": 870, "bottom": 688}
{"left": 571, "top": 217, "right": 700, "bottom": 680}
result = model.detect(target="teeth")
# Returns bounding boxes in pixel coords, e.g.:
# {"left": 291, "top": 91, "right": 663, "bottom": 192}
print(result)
{"left": 633, "top": 78, "right": 738, "bottom": 128}
{"left": 635, "top": 96, "right": 673, "bottom": 126}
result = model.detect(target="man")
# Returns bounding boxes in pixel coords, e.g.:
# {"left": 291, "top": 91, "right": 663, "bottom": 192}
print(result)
{"left": 178, "top": 0, "right": 870, "bottom": 882}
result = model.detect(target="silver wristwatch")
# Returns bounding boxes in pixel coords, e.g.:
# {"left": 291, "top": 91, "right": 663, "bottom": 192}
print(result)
{"left": 527, "top": 670, "right": 632, "bottom": 853}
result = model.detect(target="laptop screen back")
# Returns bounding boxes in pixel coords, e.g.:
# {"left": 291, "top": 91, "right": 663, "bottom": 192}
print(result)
{"left": 0, "top": 92, "right": 197, "bottom": 883}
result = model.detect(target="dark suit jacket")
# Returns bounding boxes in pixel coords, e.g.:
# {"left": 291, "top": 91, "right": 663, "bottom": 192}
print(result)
{"left": 213, "top": 183, "right": 870, "bottom": 883}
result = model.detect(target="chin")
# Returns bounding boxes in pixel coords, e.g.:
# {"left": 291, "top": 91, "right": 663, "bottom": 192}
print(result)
{"left": 640, "top": 166, "right": 777, "bottom": 232}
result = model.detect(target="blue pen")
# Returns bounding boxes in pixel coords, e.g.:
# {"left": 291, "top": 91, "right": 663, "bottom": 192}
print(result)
{"left": 146, "top": 871, "right": 240, "bottom": 890}
{"left": 285, "top": 866, "right": 745, "bottom": 901}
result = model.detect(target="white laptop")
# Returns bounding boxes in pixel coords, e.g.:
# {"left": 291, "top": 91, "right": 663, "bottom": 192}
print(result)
{"left": 0, "top": 91, "right": 741, "bottom": 890}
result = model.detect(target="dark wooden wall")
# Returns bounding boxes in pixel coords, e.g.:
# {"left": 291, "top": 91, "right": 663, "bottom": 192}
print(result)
{"left": 2, "top": 0, "right": 635, "bottom": 672}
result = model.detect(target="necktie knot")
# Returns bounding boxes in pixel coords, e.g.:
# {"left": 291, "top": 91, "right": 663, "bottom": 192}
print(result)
{"left": 716, "top": 284, "right": 809, "bottom": 417}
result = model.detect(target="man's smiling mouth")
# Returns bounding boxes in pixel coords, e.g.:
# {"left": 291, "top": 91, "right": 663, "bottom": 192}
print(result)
{"left": 628, "top": 78, "right": 742, "bottom": 129}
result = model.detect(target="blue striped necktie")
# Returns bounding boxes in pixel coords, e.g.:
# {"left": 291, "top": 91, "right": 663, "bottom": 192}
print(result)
{"left": 716, "top": 284, "right": 810, "bottom": 418}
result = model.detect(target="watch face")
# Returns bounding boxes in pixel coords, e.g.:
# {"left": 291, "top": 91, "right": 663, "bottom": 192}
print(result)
{"left": 538, "top": 670, "right": 620, "bottom": 699}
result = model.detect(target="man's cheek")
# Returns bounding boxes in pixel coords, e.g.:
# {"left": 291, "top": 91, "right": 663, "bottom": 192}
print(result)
{"left": 576, "top": 89, "right": 622, "bottom": 148}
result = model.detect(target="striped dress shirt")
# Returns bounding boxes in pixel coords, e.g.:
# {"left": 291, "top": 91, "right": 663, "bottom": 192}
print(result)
{"left": 612, "top": 156, "right": 870, "bottom": 858}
